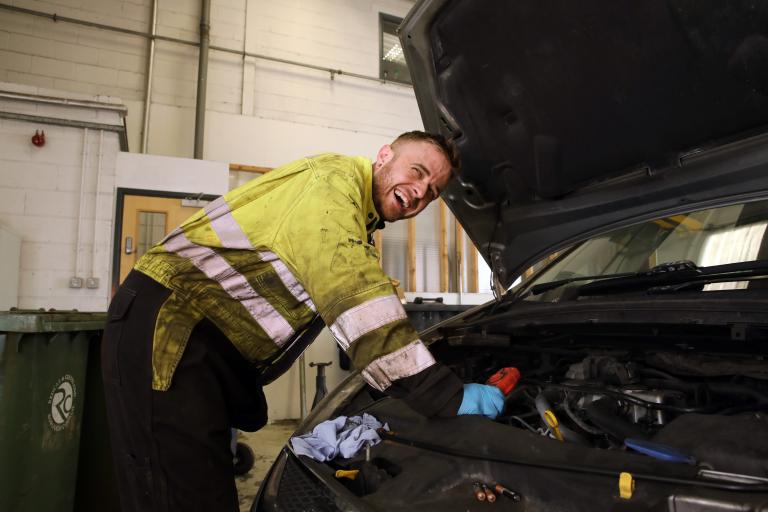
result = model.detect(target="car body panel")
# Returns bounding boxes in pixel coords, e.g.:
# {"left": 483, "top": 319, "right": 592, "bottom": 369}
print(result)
{"left": 400, "top": 0, "right": 768, "bottom": 287}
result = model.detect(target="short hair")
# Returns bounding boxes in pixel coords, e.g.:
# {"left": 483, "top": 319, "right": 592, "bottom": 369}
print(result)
{"left": 391, "top": 130, "right": 461, "bottom": 176}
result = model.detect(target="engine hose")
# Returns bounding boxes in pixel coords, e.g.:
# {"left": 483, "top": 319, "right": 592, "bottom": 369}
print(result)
{"left": 535, "top": 392, "right": 589, "bottom": 444}
{"left": 639, "top": 368, "right": 681, "bottom": 381}
{"left": 641, "top": 378, "right": 707, "bottom": 404}
{"left": 531, "top": 381, "right": 722, "bottom": 413}
{"left": 562, "top": 394, "right": 603, "bottom": 435}
{"left": 378, "top": 430, "right": 768, "bottom": 493}
{"left": 583, "top": 398, "right": 648, "bottom": 441}
{"left": 707, "top": 382, "right": 768, "bottom": 404}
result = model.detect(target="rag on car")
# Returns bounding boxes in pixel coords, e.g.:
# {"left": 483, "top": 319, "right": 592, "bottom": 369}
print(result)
{"left": 290, "top": 414, "right": 389, "bottom": 462}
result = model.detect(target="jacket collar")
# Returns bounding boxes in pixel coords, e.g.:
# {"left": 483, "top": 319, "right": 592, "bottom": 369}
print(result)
{"left": 359, "top": 157, "right": 383, "bottom": 236}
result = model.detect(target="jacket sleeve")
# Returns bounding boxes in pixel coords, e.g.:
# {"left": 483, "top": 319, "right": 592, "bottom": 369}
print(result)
{"left": 273, "top": 166, "right": 463, "bottom": 417}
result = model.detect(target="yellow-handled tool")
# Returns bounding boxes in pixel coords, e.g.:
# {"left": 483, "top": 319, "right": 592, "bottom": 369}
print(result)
{"left": 543, "top": 409, "right": 564, "bottom": 442}
{"left": 335, "top": 469, "right": 359, "bottom": 480}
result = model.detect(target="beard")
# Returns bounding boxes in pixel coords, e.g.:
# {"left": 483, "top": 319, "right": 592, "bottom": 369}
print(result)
{"left": 372, "top": 159, "right": 396, "bottom": 221}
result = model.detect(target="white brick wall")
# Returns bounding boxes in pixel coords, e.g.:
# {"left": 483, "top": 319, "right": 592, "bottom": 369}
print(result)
{"left": 1, "top": 0, "right": 422, "bottom": 157}
{"left": 0, "top": 85, "right": 123, "bottom": 311}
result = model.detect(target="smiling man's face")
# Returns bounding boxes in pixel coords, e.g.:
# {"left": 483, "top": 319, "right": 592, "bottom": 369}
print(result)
{"left": 372, "top": 140, "right": 453, "bottom": 222}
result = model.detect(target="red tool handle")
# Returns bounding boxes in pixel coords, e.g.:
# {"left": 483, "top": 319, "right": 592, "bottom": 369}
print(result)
{"left": 486, "top": 367, "right": 521, "bottom": 396}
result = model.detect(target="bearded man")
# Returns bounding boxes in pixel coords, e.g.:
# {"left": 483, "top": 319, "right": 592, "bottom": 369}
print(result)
{"left": 102, "top": 131, "right": 504, "bottom": 511}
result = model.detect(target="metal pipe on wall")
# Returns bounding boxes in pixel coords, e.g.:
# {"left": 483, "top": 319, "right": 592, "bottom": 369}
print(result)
{"left": 74, "top": 128, "right": 90, "bottom": 283}
{"left": 0, "top": 111, "right": 128, "bottom": 150}
{"left": 194, "top": 0, "right": 211, "bottom": 160}
{"left": 140, "top": 0, "right": 158, "bottom": 154}
{"left": 91, "top": 130, "right": 104, "bottom": 282}
{"left": 0, "top": 90, "right": 127, "bottom": 112}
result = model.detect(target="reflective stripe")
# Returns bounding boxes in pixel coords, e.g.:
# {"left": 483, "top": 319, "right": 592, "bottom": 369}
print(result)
{"left": 164, "top": 233, "right": 295, "bottom": 346}
{"left": 361, "top": 340, "right": 435, "bottom": 391}
{"left": 205, "top": 202, "right": 316, "bottom": 311}
{"left": 159, "top": 227, "right": 183, "bottom": 246}
{"left": 205, "top": 197, "right": 254, "bottom": 249}
{"left": 329, "top": 295, "right": 405, "bottom": 350}
{"left": 259, "top": 251, "right": 316, "bottom": 312}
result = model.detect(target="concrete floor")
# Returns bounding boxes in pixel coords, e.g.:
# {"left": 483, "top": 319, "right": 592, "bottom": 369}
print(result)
{"left": 235, "top": 420, "right": 299, "bottom": 512}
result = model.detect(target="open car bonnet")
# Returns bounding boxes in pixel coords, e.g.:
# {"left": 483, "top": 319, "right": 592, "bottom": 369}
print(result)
{"left": 400, "top": 0, "right": 768, "bottom": 288}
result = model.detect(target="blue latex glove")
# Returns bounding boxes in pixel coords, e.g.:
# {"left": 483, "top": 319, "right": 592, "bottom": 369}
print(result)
{"left": 457, "top": 383, "right": 505, "bottom": 419}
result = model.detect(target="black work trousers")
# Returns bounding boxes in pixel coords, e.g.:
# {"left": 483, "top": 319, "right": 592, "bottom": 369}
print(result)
{"left": 102, "top": 270, "right": 268, "bottom": 512}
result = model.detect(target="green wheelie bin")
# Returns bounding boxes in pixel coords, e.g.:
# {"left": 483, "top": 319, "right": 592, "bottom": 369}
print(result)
{"left": 0, "top": 309, "right": 107, "bottom": 512}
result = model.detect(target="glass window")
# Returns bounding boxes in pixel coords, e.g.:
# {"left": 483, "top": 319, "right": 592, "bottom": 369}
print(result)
{"left": 380, "top": 14, "right": 411, "bottom": 84}
{"left": 137, "top": 211, "right": 167, "bottom": 258}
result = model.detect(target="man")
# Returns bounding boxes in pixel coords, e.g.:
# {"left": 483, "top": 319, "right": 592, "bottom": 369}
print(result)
{"left": 102, "top": 131, "right": 504, "bottom": 511}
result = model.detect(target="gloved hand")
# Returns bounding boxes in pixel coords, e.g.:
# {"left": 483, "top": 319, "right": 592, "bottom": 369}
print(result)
{"left": 457, "top": 383, "right": 505, "bottom": 419}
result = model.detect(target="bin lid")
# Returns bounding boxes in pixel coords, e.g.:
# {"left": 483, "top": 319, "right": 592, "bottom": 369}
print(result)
{"left": 0, "top": 309, "right": 107, "bottom": 333}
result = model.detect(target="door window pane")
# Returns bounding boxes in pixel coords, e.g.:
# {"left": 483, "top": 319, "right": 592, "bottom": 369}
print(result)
{"left": 137, "top": 211, "right": 167, "bottom": 258}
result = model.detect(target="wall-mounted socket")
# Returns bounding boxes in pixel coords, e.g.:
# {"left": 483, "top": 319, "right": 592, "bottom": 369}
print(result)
{"left": 85, "top": 277, "right": 100, "bottom": 289}
{"left": 69, "top": 277, "right": 83, "bottom": 288}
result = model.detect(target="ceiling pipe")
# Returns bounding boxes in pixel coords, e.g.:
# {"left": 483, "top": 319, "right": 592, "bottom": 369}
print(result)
{"left": 140, "top": 0, "right": 157, "bottom": 154}
{"left": 194, "top": 0, "right": 211, "bottom": 160}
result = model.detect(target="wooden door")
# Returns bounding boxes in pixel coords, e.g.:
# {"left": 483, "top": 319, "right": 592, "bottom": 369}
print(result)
{"left": 118, "top": 195, "right": 202, "bottom": 284}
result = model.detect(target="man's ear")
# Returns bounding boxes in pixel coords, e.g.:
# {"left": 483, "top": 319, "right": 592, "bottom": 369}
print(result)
{"left": 375, "top": 144, "right": 393, "bottom": 171}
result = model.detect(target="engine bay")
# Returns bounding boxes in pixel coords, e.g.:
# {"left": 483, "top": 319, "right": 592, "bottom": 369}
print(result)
{"left": 427, "top": 323, "right": 768, "bottom": 476}
{"left": 279, "top": 320, "right": 768, "bottom": 511}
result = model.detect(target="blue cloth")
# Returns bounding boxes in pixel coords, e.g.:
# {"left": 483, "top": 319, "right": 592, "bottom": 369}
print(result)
{"left": 458, "top": 383, "right": 505, "bottom": 419}
{"left": 290, "top": 413, "right": 389, "bottom": 462}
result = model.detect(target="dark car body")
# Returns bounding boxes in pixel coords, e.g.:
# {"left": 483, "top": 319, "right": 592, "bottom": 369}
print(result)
{"left": 253, "top": 2, "right": 768, "bottom": 510}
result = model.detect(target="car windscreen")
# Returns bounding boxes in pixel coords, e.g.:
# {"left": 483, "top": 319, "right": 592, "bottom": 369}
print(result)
{"left": 521, "top": 199, "right": 768, "bottom": 301}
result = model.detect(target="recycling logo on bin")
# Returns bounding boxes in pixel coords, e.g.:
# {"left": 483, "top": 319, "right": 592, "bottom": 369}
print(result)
{"left": 47, "top": 374, "right": 77, "bottom": 431}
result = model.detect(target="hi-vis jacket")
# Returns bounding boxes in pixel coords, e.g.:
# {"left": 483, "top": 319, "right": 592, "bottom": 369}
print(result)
{"left": 135, "top": 153, "right": 462, "bottom": 416}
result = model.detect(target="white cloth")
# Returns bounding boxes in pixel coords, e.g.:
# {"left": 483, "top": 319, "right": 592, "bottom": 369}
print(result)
{"left": 290, "top": 413, "right": 389, "bottom": 462}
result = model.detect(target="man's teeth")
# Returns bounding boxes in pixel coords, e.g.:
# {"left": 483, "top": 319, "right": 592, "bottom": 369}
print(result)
{"left": 394, "top": 190, "right": 409, "bottom": 208}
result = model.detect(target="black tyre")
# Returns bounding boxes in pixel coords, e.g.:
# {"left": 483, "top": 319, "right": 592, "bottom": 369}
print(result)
{"left": 233, "top": 442, "right": 255, "bottom": 476}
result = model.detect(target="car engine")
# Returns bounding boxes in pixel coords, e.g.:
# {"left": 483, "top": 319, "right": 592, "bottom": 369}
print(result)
{"left": 428, "top": 327, "right": 768, "bottom": 475}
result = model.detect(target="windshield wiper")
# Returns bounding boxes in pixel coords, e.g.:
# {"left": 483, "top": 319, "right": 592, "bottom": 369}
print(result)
{"left": 528, "top": 260, "right": 768, "bottom": 298}
{"left": 577, "top": 259, "right": 768, "bottom": 296}
{"left": 528, "top": 271, "right": 637, "bottom": 296}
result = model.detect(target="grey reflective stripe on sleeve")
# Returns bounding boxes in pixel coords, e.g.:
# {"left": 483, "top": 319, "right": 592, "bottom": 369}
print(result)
{"left": 329, "top": 294, "right": 406, "bottom": 350}
{"left": 205, "top": 202, "right": 316, "bottom": 311}
{"left": 159, "top": 227, "right": 183, "bottom": 245}
{"left": 164, "top": 232, "right": 295, "bottom": 346}
{"left": 205, "top": 197, "right": 254, "bottom": 249}
{"left": 361, "top": 340, "right": 436, "bottom": 392}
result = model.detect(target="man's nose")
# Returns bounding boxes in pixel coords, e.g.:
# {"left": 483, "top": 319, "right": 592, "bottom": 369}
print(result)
{"left": 413, "top": 180, "right": 428, "bottom": 199}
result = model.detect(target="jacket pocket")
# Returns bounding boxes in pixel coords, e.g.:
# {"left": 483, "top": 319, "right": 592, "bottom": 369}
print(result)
{"left": 102, "top": 287, "right": 137, "bottom": 385}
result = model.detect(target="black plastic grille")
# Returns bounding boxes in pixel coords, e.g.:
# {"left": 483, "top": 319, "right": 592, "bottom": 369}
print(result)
{"left": 275, "top": 454, "right": 339, "bottom": 512}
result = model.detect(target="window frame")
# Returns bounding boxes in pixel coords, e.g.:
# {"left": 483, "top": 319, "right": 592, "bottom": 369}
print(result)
{"left": 379, "top": 13, "right": 412, "bottom": 85}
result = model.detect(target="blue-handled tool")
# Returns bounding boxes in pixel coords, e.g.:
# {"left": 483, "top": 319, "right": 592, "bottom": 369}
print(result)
{"left": 624, "top": 438, "right": 697, "bottom": 465}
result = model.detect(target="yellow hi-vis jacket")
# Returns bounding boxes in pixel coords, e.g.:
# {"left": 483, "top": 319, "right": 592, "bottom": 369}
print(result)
{"left": 135, "top": 153, "right": 462, "bottom": 416}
